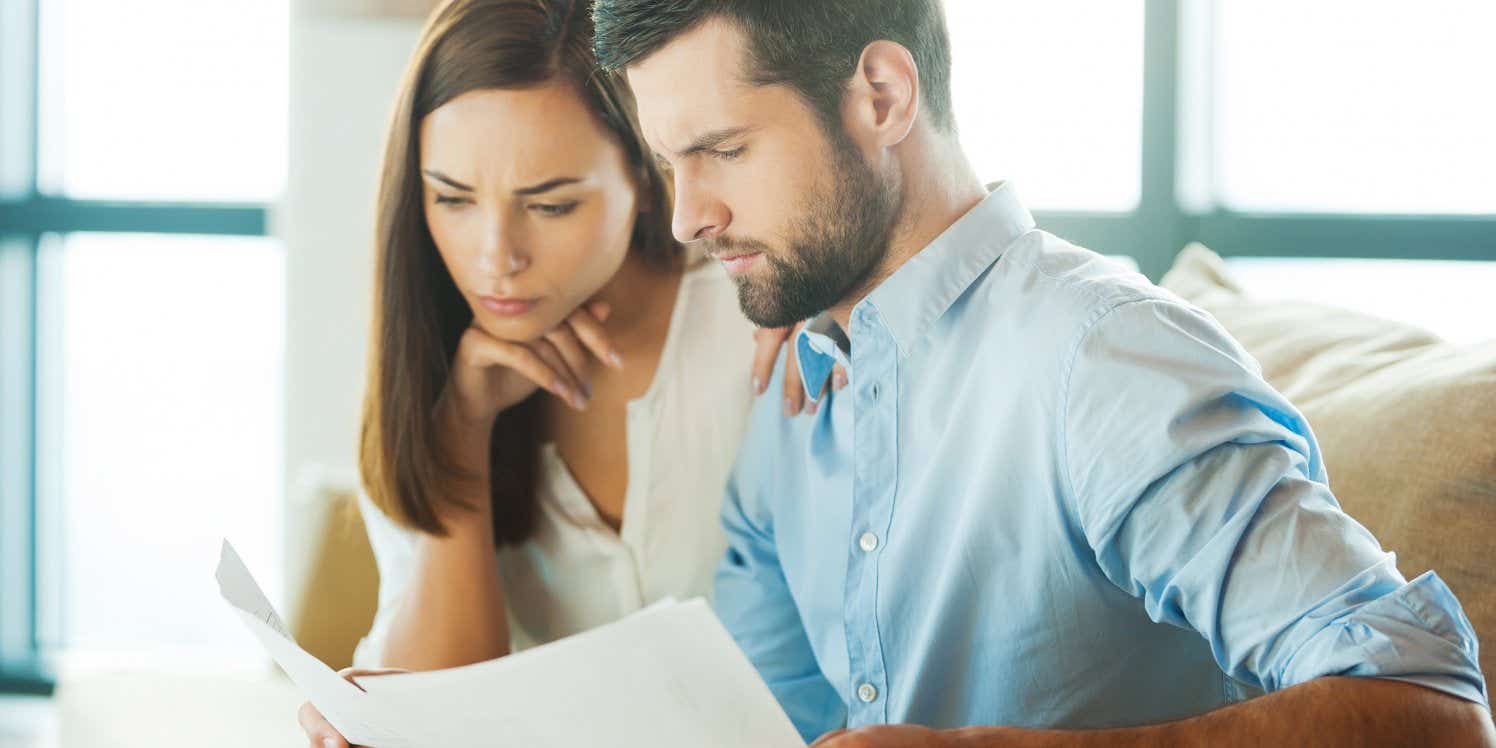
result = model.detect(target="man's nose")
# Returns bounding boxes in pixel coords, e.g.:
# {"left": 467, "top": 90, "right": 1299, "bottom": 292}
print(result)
{"left": 671, "top": 167, "right": 730, "bottom": 243}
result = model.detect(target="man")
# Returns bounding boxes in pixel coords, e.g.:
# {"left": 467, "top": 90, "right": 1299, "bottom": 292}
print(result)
{"left": 593, "top": 1, "right": 1493, "bottom": 745}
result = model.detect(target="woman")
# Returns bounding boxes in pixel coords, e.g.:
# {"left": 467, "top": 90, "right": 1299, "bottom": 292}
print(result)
{"left": 298, "top": 0, "right": 835, "bottom": 744}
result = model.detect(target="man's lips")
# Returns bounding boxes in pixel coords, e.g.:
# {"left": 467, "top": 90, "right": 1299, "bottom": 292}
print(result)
{"left": 713, "top": 251, "right": 764, "bottom": 275}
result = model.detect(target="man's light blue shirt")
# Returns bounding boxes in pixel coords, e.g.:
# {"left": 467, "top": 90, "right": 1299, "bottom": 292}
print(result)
{"left": 714, "top": 183, "right": 1488, "bottom": 741}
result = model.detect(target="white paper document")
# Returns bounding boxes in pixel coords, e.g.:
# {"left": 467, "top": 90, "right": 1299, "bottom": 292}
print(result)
{"left": 215, "top": 540, "right": 805, "bottom": 747}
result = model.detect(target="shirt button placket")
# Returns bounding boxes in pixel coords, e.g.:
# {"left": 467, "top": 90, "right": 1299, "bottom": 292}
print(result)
{"left": 846, "top": 307, "right": 892, "bottom": 726}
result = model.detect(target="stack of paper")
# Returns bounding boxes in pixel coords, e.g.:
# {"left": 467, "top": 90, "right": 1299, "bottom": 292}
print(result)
{"left": 215, "top": 540, "right": 804, "bottom": 747}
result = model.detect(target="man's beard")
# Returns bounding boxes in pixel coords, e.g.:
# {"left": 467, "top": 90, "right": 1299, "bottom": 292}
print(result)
{"left": 707, "top": 131, "right": 901, "bottom": 329}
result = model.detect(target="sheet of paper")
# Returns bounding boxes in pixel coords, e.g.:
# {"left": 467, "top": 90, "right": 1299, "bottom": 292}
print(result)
{"left": 216, "top": 539, "right": 805, "bottom": 747}
{"left": 216, "top": 541, "right": 419, "bottom": 747}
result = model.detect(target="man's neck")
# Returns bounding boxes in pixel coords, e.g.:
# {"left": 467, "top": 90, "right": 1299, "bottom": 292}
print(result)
{"left": 828, "top": 135, "right": 987, "bottom": 333}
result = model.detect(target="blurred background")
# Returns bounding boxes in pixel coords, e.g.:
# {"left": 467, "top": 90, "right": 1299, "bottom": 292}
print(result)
{"left": 0, "top": 0, "right": 1493, "bottom": 744}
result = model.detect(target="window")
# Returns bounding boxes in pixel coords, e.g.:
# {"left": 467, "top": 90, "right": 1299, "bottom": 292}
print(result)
{"left": 946, "top": 0, "right": 1145, "bottom": 211}
{"left": 1226, "top": 257, "right": 1496, "bottom": 345}
{"left": 1211, "top": 1, "right": 1496, "bottom": 214}
{"left": 37, "top": 0, "right": 289, "bottom": 202}
{"left": 38, "top": 234, "right": 284, "bottom": 661}
{"left": 0, "top": 0, "right": 287, "bottom": 688}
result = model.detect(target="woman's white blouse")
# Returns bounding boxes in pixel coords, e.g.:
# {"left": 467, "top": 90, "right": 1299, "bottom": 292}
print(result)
{"left": 353, "top": 260, "right": 757, "bottom": 664}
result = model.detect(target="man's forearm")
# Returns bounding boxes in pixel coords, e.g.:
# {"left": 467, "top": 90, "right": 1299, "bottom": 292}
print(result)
{"left": 941, "top": 678, "right": 1494, "bottom": 748}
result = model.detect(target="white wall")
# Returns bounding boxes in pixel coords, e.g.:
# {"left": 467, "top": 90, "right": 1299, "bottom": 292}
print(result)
{"left": 280, "top": 8, "right": 423, "bottom": 611}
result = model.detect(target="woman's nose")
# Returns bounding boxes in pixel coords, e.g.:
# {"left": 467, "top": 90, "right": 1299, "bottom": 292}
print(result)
{"left": 498, "top": 251, "right": 529, "bottom": 275}
{"left": 477, "top": 222, "right": 530, "bottom": 276}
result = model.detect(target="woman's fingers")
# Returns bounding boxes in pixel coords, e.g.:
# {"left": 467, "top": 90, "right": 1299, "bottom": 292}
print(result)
{"left": 298, "top": 701, "right": 349, "bottom": 748}
{"left": 750, "top": 327, "right": 791, "bottom": 395}
{"left": 544, "top": 325, "right": 594, "bottom": 400}
{"left": 528, "top": 337, "right": 588, "bottom": 410}
{"left": 461, "top": 330, "right": 578, "bottom": 406}
{"left": 588, "top": 300, "right": 612, "bottom": 323}
{"left": 831, "top": 363, "right": 848, "bottom": 391}
{"left": 568, "top": 303, "right": 623, "bottom": 370}
{"left": 302, "top": 668, "right": 407, "bottom": 747}
{"left": 782, "top": 322, "right": 807, "bottom": 416}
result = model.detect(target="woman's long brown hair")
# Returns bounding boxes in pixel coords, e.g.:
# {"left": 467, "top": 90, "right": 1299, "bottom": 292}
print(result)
{"left": 359, "top": 0, "right": 679, "bottom": 544}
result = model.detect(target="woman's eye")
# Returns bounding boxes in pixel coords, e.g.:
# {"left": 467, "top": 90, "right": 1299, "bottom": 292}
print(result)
{"left": 712, "top": 146, "right": 746, "bottom": 161}
{"left": 529, "top": 201, "right": 579, "bottom": 217}
{"left": 434, "top": 194, "right": 470, "bottom": 207}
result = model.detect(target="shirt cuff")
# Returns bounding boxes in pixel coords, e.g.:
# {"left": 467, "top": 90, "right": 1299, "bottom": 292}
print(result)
{"left": 1278, "top": 570, "right": 1488, "bottom": 708}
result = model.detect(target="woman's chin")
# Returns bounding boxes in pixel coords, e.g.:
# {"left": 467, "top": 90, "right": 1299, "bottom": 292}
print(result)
{"left": 472, "top": 306, "right": 563, "bottom": 343}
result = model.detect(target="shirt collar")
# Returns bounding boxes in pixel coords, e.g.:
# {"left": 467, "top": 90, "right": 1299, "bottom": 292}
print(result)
{"left": 795, "top": 315, "right": 849, "bottom": 401}
{"left": 795, "top": 182, "right": 1035, "bottom": 400}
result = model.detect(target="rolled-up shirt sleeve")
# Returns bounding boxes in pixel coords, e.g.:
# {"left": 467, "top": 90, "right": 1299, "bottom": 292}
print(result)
{"left": 1063, "top": 297, "right": 1488, "bottom": 708}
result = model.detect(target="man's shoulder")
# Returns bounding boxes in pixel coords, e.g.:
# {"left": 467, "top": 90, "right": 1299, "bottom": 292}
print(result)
{"left": 944, "top": 230, "right": 1189, "bottom": 368}
{"left": 997, "top": 230, "right": 1176, "bottom": 322}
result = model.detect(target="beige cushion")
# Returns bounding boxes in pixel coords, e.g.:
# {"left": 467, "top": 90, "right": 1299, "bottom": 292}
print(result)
{"left": 1161, "top": 244, "right": 1496, "bottom": 684}
{"left": 289, "top": 490, "right": 380, "bottom": 672}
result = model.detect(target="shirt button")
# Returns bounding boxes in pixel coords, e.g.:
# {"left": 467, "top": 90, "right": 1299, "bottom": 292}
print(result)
{"left": 858, "top": 532, "right": 879, "bottom": 553}
{"left": 869, "top": 383, "right": 881, "bottom": 401}
{"left": 857, "top": 683, "right": 879, "bottom": 703}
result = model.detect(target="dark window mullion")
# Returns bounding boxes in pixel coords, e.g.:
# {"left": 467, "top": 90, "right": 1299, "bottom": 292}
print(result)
{"left": 0, "top": 0, "right": 53, "bottom": 696}
{"left": 0, "top": 197, "right": 268, "bottom": 237}
{"left": 1135, "top": 0, "right": 1185, "bottom": 279}
{"left": 1196, "top": 211, "right": 1496, "bottom": 263}
{"left": 0, "top": 235, "right": 50, "bottom": 696}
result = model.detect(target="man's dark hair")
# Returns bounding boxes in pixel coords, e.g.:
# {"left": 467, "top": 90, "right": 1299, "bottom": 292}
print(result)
{"left": 593, "top": 0, "right": 955, "bottom": 133}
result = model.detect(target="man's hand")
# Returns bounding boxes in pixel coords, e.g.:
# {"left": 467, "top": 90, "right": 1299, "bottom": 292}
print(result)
{"left": 812, "top": 724, "right": 957, "bottom": 748}
{"left": 810, "top": 679, "right": 1496, "bottom": 748}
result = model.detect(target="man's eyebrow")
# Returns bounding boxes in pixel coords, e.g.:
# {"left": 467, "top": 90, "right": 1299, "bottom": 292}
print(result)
{"left": 677, "top": 126, "right": 755, "bottom": 158}
{"left": 513, "top": 177, "right": 582, "bottom": 196}
{"left": 421, "top": 170, "right": 474, "bottom": 191}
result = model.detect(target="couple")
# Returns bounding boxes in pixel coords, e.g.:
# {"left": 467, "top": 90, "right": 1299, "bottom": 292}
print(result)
{"left": 303, "top": 0, "right": 1492, "bottom": 745}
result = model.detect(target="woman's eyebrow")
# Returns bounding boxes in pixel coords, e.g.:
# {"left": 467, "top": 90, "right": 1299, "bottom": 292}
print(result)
{"left": 514, "top": 177, "right": 583, "bottom": 196}
{"left": 421, "top": 169, "right": 474, "bottom": 191}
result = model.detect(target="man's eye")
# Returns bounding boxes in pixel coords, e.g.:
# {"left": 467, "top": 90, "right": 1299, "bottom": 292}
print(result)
{"left": 712, "top": 146, "right": 746, "bottom": 161}
{"left": 529, "top": 201, "right": 579, "bottom": 217}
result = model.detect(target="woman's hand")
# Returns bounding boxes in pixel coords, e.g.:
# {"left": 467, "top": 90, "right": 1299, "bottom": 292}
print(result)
{"left": 296, "top": 667, "right": 409, "bottom": 748}
{"left": 751, "top": 323, "right": 848, "bottom": 417}
{"left": 439, "top": 301, "right": 623, "bottom": 430}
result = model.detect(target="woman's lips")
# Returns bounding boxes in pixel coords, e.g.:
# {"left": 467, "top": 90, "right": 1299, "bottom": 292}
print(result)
{"left": 480, "top": 296, "right": 540, "bottom": 316}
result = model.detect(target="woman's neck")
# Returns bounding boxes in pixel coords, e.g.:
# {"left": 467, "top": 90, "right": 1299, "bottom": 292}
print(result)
{"left": 591, "top": 249, "right": 683, "bottom": 356}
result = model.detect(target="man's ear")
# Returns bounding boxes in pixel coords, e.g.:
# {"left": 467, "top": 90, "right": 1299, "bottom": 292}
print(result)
{"left": 843, "top": 40, "right": 920, "bottom": 150}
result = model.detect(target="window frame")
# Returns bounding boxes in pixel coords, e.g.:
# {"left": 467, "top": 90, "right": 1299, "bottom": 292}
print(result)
{"left": 1031, "top": 0, "right": 1496, "bottom": 280}
{"left": 0, "top": 0, "right": 270, "bottom": 694}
